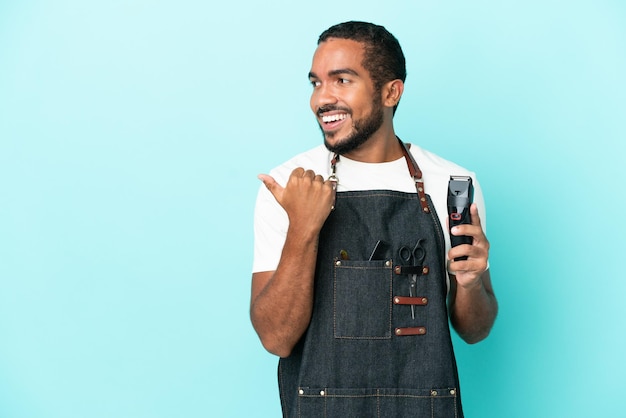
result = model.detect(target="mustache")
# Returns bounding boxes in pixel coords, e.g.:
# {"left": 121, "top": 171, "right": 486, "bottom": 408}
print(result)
{"left": 316, "top": 105, "right": 351, "bottom": 117}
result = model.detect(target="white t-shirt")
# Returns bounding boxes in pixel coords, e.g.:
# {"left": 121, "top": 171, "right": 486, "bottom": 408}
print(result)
{"left": 253, "top": 143, "right": 486, "bottom": 274}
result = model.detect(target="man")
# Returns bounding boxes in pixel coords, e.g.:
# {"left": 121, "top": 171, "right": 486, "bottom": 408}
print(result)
{"left": 250, "top": 21, "right": 497, "bottom": 417}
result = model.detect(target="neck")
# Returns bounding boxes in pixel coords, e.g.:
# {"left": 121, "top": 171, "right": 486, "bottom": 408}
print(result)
{"left": 342, "top": 123, "right": 403, "bottom": 163}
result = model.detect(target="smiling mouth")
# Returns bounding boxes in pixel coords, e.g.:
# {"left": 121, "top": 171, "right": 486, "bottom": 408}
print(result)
{"left": 321, "top": 113, "right": 348, "bottom": 123}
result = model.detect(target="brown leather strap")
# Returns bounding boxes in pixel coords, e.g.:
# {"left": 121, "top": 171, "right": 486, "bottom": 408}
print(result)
{"left": 395, "top": 327, "right": 427, "bottom": 336}
{"left": 393, "top": 296, "right": 428, "bottom": 305}
{"left": 393, "top": 265, "right": 429, "bottom": 276}
{"left": 399, "top": 139, "right": 431, "bottom": 213}
{"left": 328, "top": 154, "right": 339, "bottom": 210}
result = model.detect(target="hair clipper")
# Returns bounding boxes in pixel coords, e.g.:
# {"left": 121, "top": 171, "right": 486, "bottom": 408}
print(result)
{"left": 447, "top": 176, "right": 474, "bottom": 260}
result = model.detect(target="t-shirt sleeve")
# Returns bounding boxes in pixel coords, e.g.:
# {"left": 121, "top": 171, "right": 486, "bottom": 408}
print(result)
{"left": 252, "top": 184, "right": 289, "bottom": 273}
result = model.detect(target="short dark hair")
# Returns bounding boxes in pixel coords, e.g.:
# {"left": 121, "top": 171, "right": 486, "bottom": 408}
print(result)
{"left": 318, "top": 21, "right": 406, "bottom": 94}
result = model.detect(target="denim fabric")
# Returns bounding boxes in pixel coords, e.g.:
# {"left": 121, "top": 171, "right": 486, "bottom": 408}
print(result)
{"left": 279, "top": 190, "right": 464, "bottom": 418}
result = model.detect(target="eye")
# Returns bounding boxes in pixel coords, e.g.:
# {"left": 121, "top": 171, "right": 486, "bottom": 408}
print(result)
{"left": 310, "top": 80, "right": 321, "bottom": 88}
{"left": 338, "top": 78, "right": 350, "bottom": 84}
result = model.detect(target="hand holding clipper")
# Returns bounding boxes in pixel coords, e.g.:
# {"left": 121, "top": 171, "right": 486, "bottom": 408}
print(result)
{"left": 447, "top": 176, "right": 474, "bottom": 261}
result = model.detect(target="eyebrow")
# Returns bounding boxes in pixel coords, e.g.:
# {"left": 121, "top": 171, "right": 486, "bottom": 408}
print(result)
{"left": 308, "top": 68, "right": 360, "bottom": 79}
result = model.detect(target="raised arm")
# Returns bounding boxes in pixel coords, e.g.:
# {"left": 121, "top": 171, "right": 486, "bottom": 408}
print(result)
{"left": 447, "top": 203, "right": 498, "bottom": 344}
{"left": 250, "top": 168, "right": 335, "bottom": 357}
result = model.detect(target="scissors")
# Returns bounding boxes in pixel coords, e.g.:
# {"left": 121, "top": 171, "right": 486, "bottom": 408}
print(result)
{"left": 398, "top": 239, "right": 426, "bottom": 319}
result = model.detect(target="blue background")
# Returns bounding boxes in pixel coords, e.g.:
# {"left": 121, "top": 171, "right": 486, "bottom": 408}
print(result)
{"left": 1, "top": 1, "right": 624, "bottom": 417}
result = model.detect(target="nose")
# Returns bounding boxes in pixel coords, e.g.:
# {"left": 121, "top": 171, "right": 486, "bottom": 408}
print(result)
{"left": 310, "top": 83, "right": 338, "bottom": 112}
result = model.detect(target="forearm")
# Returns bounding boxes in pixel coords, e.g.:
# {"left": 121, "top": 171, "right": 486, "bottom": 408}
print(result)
{"left": 448, "top": 270, "right": 498, "bottom": 344}
{"left": 250, "top": 228, "right": 320, "bottom": 357}
{"left": 252, "top": 168, "right": 336, "bottom": 357}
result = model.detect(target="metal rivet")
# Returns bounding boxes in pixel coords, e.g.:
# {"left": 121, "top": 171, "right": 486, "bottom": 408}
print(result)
{"left": 423, "top": 207, "right": 430, "bottom": 213}
{"left": 394, "top": 297, "right": 400, "bottom": 304}
{"left": 431, "top": 390, "right": 438, "bottom": 396}
{"left": 420, "top": 328, "right": 426, "bottom": 334}
{"left": 299, "top": 389, "right": 304, "bottom": 395}
{"left": 385, "top": 260, "right": 391, "bottom": 267}
{"left": 422, "top": 298, "right": 428, "bottom": 304}
{"left": 418, "top": 187, "right": 423, "bottom": 192}
{"left": 423, "top": 267, "right": 429, "bottom": 274}
{"left": 450, "top": 389, "right": 456, "bottom": 395}
{"left": 420, "top": 197, "right": 426, "bottom": 202}
{"left": 320, "top": 390, "right": 325, "bottom": 396}
{"left": 394, "top": 266, "right": 401, "bottom": 274}
{"left": 395, "top": 328, "right": 402, "bottom": 336}
{"left": 335, "top": 260, "right": 341, "bottom": 266}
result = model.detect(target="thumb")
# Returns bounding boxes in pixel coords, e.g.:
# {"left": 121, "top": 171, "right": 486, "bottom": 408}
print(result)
{"left": 470, "top": 203, "right": 483, "bottom": 227}
{"left": 258, "top": 174, "right": 284, "bottom": 201}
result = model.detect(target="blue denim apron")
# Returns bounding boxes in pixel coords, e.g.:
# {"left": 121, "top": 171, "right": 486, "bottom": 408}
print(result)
{"left": 278, "top": 143, "right": 464, "bottom": 417}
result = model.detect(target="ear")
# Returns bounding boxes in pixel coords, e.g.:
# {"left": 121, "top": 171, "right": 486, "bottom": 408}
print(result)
{"left": 382, "top": 79, "right": 404, "bottom": 108}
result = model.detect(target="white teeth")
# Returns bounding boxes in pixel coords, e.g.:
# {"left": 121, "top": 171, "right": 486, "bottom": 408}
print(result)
{"left": 322, "top": 113, "right": 347, "bottom": 123}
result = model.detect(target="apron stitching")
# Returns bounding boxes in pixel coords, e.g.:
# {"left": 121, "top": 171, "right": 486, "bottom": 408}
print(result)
{"left": 430, "top": 395, "right": 434, "bottom": 418}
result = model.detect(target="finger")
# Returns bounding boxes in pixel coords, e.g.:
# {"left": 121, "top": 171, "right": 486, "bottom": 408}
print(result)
{"left": 258, "top": 174, "right": 284, "bottom": 201}
{"left": 290, "top": 167, "right": 305, "bottom": 178}
{"left": 448, "top": 257, "right": 488, "bottom": 280}
{"left": 297, "top": 169, "right": 327, "bottom": 188}
{"left": 448, "top": 249, "right": 487, "bottom": 268}
{"left": 447, "top": 243, "right": 471, "bottom": 260}
{"left": 448, "top": 242, "right": 488, "bottom": 261}
{"left": 470, "top": 203, "right": 483, "bottom": 228}
{"left": 451, "top": 204, "right": 484, "bottom": 238}
{"left": 302, "top": 169, "right": 317, "bottom": 180}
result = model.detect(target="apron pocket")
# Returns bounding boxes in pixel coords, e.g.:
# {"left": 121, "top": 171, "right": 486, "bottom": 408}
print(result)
{"left": 333, "top": 259, "right": 393, "bottom": 339}
{"left": 297, "top": 387, "right": 459, "bottom": 418}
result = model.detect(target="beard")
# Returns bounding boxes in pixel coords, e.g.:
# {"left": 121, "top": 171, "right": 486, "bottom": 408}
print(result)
{"left": 320, "top": 97, "right": 384, "bottom": 155}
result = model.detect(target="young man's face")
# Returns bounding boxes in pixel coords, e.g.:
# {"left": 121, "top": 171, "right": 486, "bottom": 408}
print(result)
{"left": 308, "top": 38, "right": 384, "bottom": 155}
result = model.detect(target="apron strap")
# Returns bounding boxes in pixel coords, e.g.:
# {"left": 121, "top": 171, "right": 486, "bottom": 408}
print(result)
{"left": 399, "top": 139, "right": 431, "bottom": 214}
{"left": 329, "top": 138, "right": 431, "bottom": 214}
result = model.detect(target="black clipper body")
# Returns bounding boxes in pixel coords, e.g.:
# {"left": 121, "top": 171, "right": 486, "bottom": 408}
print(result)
{"left": 447, "top": 176, "right": 474, "bottom": 260}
